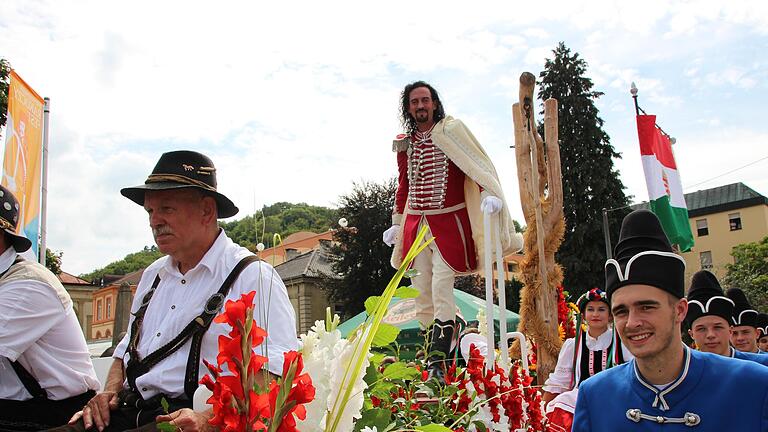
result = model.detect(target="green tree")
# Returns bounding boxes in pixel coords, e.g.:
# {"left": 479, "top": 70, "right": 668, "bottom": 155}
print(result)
{"left": 219, "top": 202, "right": 337, "bottom": 251}
{"left": 537, "top": 42, "right": 630, "bottom": 299}
{"left": 321, "top": 179, "right": 398, "bottom": 318}
{"left": 0, "top": 58, "right": 10, "bottom": 128}
{"left": 45, "top": 248, "right": 63, "bottom": 275}
{"left": 80, "top": 245, "right": 164, "bottom": 283}
{"left": 724, "top": 236, "right": 768, "bottom": 311}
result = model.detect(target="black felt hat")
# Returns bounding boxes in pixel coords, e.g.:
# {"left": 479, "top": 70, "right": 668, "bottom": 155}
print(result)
{"left": 605, "top": 210, "right": 686, "bottom": 300}
{"left": 685, "top": 270, "right": 734, "bottom": 327}
{"left": 0, "top": 185, "right": 31, "bottom": 253}
{"left": 757, "top": 313, "right": 768, "bottom": 339}
{"left": 120, "top": 150, "right": 238, "bottom": 218}
{"left": 726, "top": 288, "right": 758, "bottom": 328}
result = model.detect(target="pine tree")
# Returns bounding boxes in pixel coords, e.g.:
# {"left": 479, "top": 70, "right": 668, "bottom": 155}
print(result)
{"left": 537, "top": 42, "right": 630, "bottom": 299}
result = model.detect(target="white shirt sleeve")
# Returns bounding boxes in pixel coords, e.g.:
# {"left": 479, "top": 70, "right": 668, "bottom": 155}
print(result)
{"left": 0, "top": 280, "right": 65, "bottom": 360}
{"left": 249, "top": 262, "right": 298, "bottom": 376}
{"left": 543, "top": 338, "right": 576, "bottom": 394}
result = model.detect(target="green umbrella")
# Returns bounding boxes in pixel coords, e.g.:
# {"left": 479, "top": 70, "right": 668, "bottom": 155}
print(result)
{"left": 337, "top": 289, "right": 519, "bottom": 350}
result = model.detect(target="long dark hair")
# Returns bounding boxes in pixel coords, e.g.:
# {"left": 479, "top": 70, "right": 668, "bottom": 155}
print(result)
{"left": 399, "top": 81, "right": 446, "bottom": 134}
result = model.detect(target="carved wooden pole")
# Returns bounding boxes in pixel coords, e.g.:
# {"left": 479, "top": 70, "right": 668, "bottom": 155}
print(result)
{"left": 511, "top": 72, "right": 565, "bottom": 385}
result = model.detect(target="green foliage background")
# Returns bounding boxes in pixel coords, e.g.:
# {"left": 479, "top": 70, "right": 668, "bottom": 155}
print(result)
{"left": 724, "top": 236, "right": 768, "bottom": 311}
{"left": 220, "top": 202, "right": 337, "bottom": 251}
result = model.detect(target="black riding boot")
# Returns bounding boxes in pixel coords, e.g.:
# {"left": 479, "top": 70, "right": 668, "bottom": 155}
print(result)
{"left": 426, "top": 319, "right": 455, "bottom": 384}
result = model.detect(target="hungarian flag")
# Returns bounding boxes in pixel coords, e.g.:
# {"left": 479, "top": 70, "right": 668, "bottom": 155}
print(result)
{"left": 636, "top": 114, "right": 694, "bottom": 251}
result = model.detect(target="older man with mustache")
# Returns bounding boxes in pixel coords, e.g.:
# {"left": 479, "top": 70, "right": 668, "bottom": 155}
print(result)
{"left": 54, "top": 150, "right": 297, "bottom": 432}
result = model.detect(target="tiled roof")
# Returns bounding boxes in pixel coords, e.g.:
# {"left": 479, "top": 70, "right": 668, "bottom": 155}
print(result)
{"left": 106, "top": 268, "right": 146, "bottom": 286}
{"left": 58, "top": 271, "right": 91, "bottom": 285}
{"left": 631, "top": 182, "right": 767, "bottom": 217}
{"left": 274, "top": 244, "right": 337, "bottom": 281}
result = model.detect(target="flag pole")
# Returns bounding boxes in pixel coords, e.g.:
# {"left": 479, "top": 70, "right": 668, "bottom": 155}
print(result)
{"left": 631, "top": 82, "right": 640, "bottom": 115}
{"left": 39, "top": 97, "right": 50, "bottom": 265}
{"left": 631, "top": 82, "right": 675, "bottom": 140}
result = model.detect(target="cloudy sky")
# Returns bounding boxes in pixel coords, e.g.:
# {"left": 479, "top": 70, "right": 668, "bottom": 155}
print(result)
{"left": 1, "top": 0, "right": 767, "bottom": 275}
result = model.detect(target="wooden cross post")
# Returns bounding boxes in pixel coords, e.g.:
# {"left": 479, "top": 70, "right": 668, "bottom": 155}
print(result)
{"left": 512, "top": 72, "right": 565, "bottom": 385}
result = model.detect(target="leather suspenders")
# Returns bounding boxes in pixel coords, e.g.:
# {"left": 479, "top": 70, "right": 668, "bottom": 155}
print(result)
{"left": 125, "top": 255, "right": 259, "bottom": 400}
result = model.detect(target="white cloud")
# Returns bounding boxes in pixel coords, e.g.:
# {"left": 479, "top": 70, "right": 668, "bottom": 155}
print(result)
{"left": 1, "top": 0, "right": 767, "bottom": 274}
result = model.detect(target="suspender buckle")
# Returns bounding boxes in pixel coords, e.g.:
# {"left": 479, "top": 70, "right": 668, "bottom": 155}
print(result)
{"left": 204, "top": 292, "right": 226, "bottom": 315}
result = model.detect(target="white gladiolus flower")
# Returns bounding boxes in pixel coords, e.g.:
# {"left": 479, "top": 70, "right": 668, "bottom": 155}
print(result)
{"left": 296, "top": 318, "right": 369, "bottom": 432}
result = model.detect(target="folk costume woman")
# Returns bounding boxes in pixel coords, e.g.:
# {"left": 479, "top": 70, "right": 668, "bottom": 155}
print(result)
{"left": 542, "top": 288, "right": 631, "bottom": 432}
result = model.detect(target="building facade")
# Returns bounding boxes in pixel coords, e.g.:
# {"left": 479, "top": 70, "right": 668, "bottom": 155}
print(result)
{"left": 59, "top": 272, "right": 97, "bottom": 338}
{"left": 91, "top": 269, "right": 142, "bottom": 341}
{"left": 634, "top": 182, "right": 768, "bottom": 284}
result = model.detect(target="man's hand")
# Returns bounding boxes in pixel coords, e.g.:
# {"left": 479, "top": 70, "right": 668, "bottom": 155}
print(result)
{"left": 480, "top": 196, "right": 503, "bottom": 215}
{"left": 382, "top": 225, "right": 399, "bottom": 246}
{"left": 157, "top": 408, "right": 214, "bottom": 432}
{"left": 69, "top": 390, "right": 119, "bottom": 431}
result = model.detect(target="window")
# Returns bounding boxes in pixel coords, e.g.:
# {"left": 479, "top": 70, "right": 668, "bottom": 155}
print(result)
{"left": 507, "top": 262, "right": 519, "bottom": 273}
{"left": 106, "top": 297, "right": 112, "bottom": 319}
{"left": 334, "top": 304, "right": 345, "bottom": 318}
{"left": 97, "top": 300, "right": 103, "bottom": 321}
{"left": 729, "top": 213, "right": 742, "bottom": 231}
{"left": 696, "top": 219, "right": 708, "bottom": 237}
{"left": 700, "top": 251, "right": 713, "bottom": 270}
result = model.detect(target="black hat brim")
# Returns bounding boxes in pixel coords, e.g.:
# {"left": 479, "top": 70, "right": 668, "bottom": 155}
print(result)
{"left": 120, "top": 182, "right": 239, "bottom": 219}
{"left": 3, "top": 228, "right": 32, "bottom": 253}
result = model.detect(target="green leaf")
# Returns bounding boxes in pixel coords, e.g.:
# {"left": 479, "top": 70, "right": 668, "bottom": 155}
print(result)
{"left": 354, "top": 408, "right": 392, "bottom": 432}
{"left": 371, "top": 323, "right": 400, "bottom": 347}
{"left": 156, "top": 422, "right": 176, "bottom": 432}
{"left": 369, "top": 381, "right": 394, "bottom": 399}
{"left": 363, "top": 361, "right": 380, "bottom": 386}
{"left": 160, "top": 397, "right": 170, "bottom": 413}
{"left": 416, "top": 424, "right": 453, "bottom": 432}
{"left": 472, "top": 420, "right": 488, "bottom": 432}
{"left": 382, "top": 362, "right": 419, "bottom": 380}
{"left": 365, "top": 296, "right": 382, "bottom": 315}
{"left": 370, "top": 352, "right": 387, "bottom": 366}
{"left": 394, "top": 286, "right": 420, "bottom": 299}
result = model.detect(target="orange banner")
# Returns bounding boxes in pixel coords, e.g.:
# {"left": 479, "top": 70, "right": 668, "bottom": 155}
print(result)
{"left": 2, "top": 70, "right": 44, "bottom": 256}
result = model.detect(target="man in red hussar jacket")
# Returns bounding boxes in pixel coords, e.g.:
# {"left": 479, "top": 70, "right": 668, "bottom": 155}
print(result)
{"left": 383, "top": 81, "right": 522, "bottom": 382}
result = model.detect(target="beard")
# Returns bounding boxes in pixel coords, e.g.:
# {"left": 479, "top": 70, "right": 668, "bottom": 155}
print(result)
{"left": 414, "top": 110, "right": 430, "bottom": 123}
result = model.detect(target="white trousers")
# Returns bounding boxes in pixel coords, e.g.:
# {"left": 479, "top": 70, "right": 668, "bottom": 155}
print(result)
{"left": 412, "top": 225, "right": 457, "bottom": 326}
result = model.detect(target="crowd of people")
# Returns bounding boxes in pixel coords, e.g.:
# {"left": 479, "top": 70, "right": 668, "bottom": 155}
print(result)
{"left": 1, "top": 81, "right": 767, "bottom": 432}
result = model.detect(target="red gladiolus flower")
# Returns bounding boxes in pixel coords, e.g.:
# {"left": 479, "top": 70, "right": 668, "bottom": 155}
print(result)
{"left": 202, "top": 291, "right": 315, "bottom": 432}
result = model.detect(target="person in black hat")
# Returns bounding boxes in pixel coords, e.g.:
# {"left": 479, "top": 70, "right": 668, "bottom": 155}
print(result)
{"left": 757, "top": 313, "right": 768, "bottom": 353}
{"left": 573, "top": 210, "right": 768, "bottom": 431}
{"left": 60, "top": 150, "right": 298, "bottom": 432}
{"left": 0, "top": 185, "right": 100, "bottom": 430}
{"left": 727, "top": 288, "right": 762, "bottom": 354}
{"left": 686, "top": 270, "right": 768, "bottom": 365}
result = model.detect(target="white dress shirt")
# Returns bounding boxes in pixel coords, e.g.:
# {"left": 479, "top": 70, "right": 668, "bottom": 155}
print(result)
{"left": 0, "top": 247, "right": 100, "bottom": 400}
{"left": 113, "top": 229, "right": 297, "bottom": 400}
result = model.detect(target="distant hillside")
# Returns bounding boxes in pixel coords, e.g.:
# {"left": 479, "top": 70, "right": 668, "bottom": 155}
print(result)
{"left": 221, "top": 202, "right": 338, "bottom": 251}
{"left": 81, "top": 202, "right": 337, "bottom": 280}
{"left": 80, "top": 246, "right": 164, "bottom": 283}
